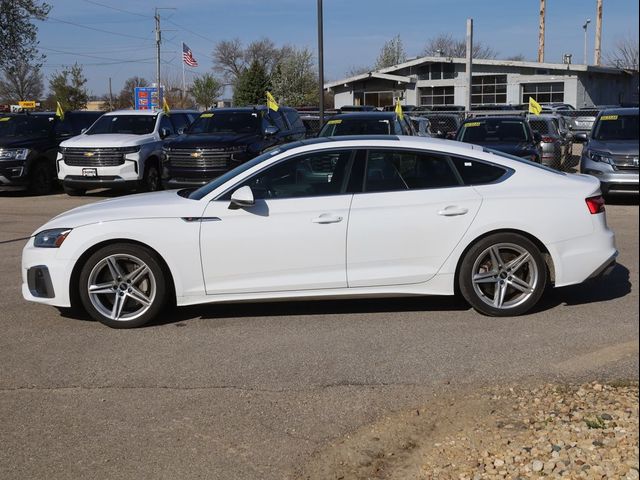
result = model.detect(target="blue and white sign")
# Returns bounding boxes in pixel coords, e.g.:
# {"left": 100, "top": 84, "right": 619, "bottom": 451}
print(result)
{"left": 134, "top": 86, "right": 163, "bottom": 110}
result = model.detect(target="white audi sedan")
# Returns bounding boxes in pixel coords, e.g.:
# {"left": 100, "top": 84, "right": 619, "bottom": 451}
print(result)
{"left": 22, "top": 136, "right": 617, "bottom": 328}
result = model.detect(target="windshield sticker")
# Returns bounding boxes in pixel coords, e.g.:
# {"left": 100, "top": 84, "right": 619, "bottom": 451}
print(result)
{"left": 200, "top": 113, "right": 214, "bottom": 118}
{"left": 327, "top": 119, "right": 342, "bottom": 125}
{"left": 465, "top": 122, "right": 481, "bottom": 127}
{"left": 600, "top": 115, "right": 618, "bottom": 121}
{"left": 0, "top": 117, "right": 10, "bottom": 122}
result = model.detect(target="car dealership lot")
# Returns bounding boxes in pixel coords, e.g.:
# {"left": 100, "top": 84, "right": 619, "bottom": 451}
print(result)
{"left": 0, "top": 191, "right": 638, "bottom": 479}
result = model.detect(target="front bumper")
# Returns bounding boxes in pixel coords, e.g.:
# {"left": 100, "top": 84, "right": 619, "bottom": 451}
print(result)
{"left": 22, "top": 239, "right": 74, "bottom": 307}
{"left": 0, "top": 160, "right": 29, "bottom": 190}
{"left": 580, "top": 156, "right": 639, "bottom": 195}
{"left": 58, "top": 155, "right": 142, "bottom": 189}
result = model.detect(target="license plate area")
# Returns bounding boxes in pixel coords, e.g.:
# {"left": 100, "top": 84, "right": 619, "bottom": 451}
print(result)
{"left": 82, "top": 168, "right": 97, "bottom": 177}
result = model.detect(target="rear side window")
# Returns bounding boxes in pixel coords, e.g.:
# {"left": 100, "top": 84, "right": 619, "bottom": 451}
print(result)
{"left": 451, "top": 157, "right": 508, "bottom": 185}
{"left": 365, "top": 149, "right": 461, "bottom": 193}
{"left": 267, "top": 110, "right": 287, "bottom": 131}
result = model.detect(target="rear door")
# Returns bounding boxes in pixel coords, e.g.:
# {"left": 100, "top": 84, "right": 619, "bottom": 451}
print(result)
{"left": 346, "top": 148, "right": 482, "bottom": 287}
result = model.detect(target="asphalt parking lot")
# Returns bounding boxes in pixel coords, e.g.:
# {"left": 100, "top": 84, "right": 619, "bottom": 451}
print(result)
{"left": 0, "top": 190, "right": 638, "bottom": 480}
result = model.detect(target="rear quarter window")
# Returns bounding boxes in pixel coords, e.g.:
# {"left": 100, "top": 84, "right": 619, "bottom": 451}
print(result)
{"left": 451, "top": 157, "right": 509, "bottom": 185}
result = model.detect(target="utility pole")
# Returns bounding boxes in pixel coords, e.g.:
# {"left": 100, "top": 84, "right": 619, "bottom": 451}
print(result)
{"left": 317, "top": 0, "right": 324, "bottom": 126}
{"left": 538, "top": 0, "right": 546, "bottom": 63}
{"left": 465, "top": 18, "right": 473, "bottom": 111}
{"left": 594, "top": 0, "right": 603, "bottom": 65}
{"left": 108, "top": 77, "right": 113, "bottom": 111}
{"left": 155, "top": 8, "right": 161, "bottom": 89}
{"left": 583, "top": 18, "right": 591, "bottom": 65}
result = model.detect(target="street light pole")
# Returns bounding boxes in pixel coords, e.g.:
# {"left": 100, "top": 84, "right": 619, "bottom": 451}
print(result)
{"left": 317, "top": 0, "right": 324, "bottom": 126}
{"left": 582, "top": 18, "right": 591, "bottom": 65}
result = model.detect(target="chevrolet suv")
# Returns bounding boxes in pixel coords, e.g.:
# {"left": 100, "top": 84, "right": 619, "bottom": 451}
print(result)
{"left": 57, "top": 109, "right": 197, "bottom": 195}
{"left": 162, "top": 106, "right": 305, "bottom": 189}
{"left": 0, "top": 111, "right": 103, "bottom": 195}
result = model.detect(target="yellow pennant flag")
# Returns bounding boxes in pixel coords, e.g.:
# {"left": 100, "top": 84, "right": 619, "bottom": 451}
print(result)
{"left": 528, "top": 97, "right": 542, "bottom": 115}
{"left": 55, "top": 101, "right": 65, "bottom": 120}
{"left": 162, "top": 97, "right": 170, "bottom": 115}
{"left": 266, "top": 91, "right": 279, "bottom": 112}
{"left": 395, "top": 98, "right": 404, "bottom": 121}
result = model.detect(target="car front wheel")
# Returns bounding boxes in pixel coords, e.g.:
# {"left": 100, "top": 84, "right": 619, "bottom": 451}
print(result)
{"left": 78, "top": 243, "right": 167, "bottom": 328}
{"left": 459, "top": 233, "right": 547, "bottom": 316}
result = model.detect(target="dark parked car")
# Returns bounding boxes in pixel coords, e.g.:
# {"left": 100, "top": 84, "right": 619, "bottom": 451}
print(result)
{"left": 576, "top": 107, "right": 639, "bottom": 195}
{"left": 382, "top": 104, "right": 418, "bottom": 113}
{"left": 162, "top": 106, "right": 306, "bottom": 189}
{"left": 318, "top": 112, "right": 414, "bottom": 137}
{"left": 456, "top": 116, "right": 542, "bottom": 162}
{"left": 0, "top": 110, "right": 103, "bottom": 194}
{"left": 338, "top": 105, "right": 377, "bottom": 113}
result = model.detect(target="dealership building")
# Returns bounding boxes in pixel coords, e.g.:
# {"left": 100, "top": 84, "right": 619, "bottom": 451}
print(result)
{"left": 325, "top": 56, "right": 639, "bottom": 109}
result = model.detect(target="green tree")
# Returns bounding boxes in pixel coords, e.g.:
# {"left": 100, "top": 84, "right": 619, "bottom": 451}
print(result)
{"left": 0, "top": 61, "right": 43, "bottom": 102}
{"left": 48, "top": 63, "right": 88, "bottom": 111}
{"left": 232, "top": 61, "right": 270, "bottom": 106}
{"left": 191, "top": 74, "right": 223, "bottom": 109}
{"left": 0, "top": 0, "right": 50, "bottom": 70}
{"left": 271, "top": 47, "right": 317, "bottom": 107}
{"left": 375, "top": 34, "right": 407, "bottom": 69}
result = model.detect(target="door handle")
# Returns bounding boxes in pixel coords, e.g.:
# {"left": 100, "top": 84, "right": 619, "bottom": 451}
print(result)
{"left": 438, "top": 206, "right": 469, "bottom": 216}
{"left": 312, "top": 213, "right": 343, "bottom": 224}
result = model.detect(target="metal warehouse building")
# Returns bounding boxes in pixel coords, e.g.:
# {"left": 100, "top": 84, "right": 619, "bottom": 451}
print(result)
{"left": 325, "top": 56, "right": 639, "bottom": 109}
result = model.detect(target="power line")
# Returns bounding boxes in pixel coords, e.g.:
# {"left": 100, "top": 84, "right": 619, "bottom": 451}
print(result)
{"left": 164, "top": 18, "right": 217, "bottom": 44}
{"left": 46, "top": 15, "right": 152, "bottom": 41}
{"left": 39, "top": 46, "right": 157, "bottom": 63}
{"left": 80, "top": 0, "right": 149, "bottom": 18}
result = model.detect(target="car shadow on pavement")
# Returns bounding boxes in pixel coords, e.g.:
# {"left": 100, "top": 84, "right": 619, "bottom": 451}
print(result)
{"left": 534, "top": 263, "right": 631, "bottom": 312}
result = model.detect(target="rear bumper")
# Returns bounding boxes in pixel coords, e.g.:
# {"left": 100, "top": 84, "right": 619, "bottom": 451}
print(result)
{"left": 588, "top": 252, "right": 618, "bottom": 280}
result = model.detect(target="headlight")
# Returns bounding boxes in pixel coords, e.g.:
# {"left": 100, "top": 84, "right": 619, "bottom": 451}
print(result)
{"left": 0, "top": 148, "right": 30, "bottom": 161}
{"left": 33, "top": 228, "right": 72, "bottom": 248}
{"left": 119, "top": 146, "right": 141, "bottom": 154}
{"left": 587, "top": 150, "right": 614, "bottom": 165}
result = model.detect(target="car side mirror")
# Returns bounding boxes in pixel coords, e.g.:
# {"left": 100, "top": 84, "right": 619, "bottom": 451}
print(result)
{"left": 177, "top": 127, "right": 185, "bottom": 135}
{"left": 80, "top": 128, "right": 88, "bottom": 134}
{"left": 264, "top": 125, "right": 279, "bottom": 137}
{"left": 573, "top": 132, "right": 588, "bottom": 143}
{"left": 229, "top": 185, "right": 255, "bottom": 209}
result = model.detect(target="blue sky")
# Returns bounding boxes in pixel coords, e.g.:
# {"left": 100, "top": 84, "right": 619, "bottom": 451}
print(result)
{"left": 36, "top": 0, "right": 639, "bottom": 97}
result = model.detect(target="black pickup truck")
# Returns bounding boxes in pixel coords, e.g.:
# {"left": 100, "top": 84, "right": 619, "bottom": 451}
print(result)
{"left": 0, "top": 111, "right": 103, "bottom": 194}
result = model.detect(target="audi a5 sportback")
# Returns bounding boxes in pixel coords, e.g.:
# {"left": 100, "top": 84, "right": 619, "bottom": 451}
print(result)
{"left": 23, "top": 136, "right": 616, "bottom": 328}
{"left": 576, "top": 108, "right": 639, "bottom": 195}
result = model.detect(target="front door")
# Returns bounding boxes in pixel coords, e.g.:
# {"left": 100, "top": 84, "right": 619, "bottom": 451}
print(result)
{"left": 347, "top": 149, "right": 482, "bottom": 287}
{"left": 200, "top": 149, "right": 355, "bottom": 294}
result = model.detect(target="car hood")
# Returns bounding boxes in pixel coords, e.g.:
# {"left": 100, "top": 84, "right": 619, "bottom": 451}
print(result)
{"left": 61, "top": 133, "right": 158, "bottom": 148}
{"left": 0, "top": 135, "right": 48, "bottom": 148}
{"left": 472, "top": 142, "right": 536, "bottom": 156}
{"left": 36, "top": 190, "right": 204, "bottom": 233}
{"left": 165, "top": 133, "right": 260, "bottom": 149}
{"left": 587, "top": 139, "right": 639, "bottom": 156}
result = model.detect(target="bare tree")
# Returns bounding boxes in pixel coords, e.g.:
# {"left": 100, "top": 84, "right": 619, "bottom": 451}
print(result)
{"left": 113, "top": 76, "right": 148, "bottom": 110}
{"left": 212, "top": 38, "right": 245, "bottom": 83}
{"left": 505, "top": 54, "right": 527, "bottom": 61}
{"left": 421, "top": 33, "right": 498, "bottom": 59}
{"left": 375, "top": 34, "right": 407, "bottom": 69}
{"left": 606, "top": 35, "right": 639, "bottom": 70}
{"left": 162, "top": 74, "right": 194, "bottom": 109}
{"left": 345, "top": 65, "right": 371, "bottom": 77}
{"left": 0, "top": 61, "right": 43, "bottom": 102}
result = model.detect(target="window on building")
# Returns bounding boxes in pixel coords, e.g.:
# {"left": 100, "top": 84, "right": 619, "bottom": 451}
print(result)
{"left": 418, "top": 63, "right": 456, "bottom": 80}
{"left": 471, "top": 75, "right": 507, "bottom": 105}
{"left": 521, "top": 82, "right": 564, "bottom": 104}
{"left": 420, "top": 86, "right": 455, "bottom": 106}
{"left": 364, "top": 91, "right": 394, "bottom": 108}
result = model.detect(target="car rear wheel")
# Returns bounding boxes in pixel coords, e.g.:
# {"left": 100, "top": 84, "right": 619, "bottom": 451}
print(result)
{"left": 78, "top": 243, "right": 166, "bottom": 328}
{"left": 140, "top": 163, "right": 160, "bottom": 192}
{"left": 459, "top": 233, "right": 547, "bottom": 316}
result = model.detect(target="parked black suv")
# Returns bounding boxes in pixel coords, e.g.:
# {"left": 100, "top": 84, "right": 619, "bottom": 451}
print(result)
{"left": 0, "top": 111, "right": 103, "bottom": 194}
{"left": 162, "top": 106, "right": 306, "bottom": 188}
{"left": 456, "top": 116, "right": 542, "bottom": 162}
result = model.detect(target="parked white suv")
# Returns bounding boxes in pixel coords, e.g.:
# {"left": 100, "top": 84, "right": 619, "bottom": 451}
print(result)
{"left": 57, "top": 109, "right": 197, "bottom": 195}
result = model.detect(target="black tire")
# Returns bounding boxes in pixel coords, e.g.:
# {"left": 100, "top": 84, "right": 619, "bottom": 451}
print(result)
{"left": 78, "top": 243, "right": 167, "bottom": 328}
{"left": 29, "top": 161, "right": 54, "bottom": 195}
{"left": 63, "top": 185, "right": 86, "bottom": 196}
{"left": 458, "top": 233, "right": 547, "bottom": 317}
{"left": 140, "top": 162, "right": 160, "bottom": 192}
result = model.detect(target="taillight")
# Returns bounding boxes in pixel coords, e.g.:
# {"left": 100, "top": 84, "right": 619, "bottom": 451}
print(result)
{"left": 586, "top": 195, "right": 605, "bottom": 214}
{"left": 541, "top": 136, "right": 555, "bottom": 143}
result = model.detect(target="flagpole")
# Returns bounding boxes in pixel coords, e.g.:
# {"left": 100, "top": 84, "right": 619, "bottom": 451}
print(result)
{"left": 182, "top": 42, "right": 186, "bottom": 105}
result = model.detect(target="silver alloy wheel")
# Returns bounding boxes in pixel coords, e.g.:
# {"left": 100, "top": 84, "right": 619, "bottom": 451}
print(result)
{"left": 87, "top": 254, "right": 157, "bottom": 322}
{"left": 471, "top": 242, "right": 539, "bottom": 310}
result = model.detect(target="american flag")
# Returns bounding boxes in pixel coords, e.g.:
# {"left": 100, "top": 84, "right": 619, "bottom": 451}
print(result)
{"left": 182, "top": 42, "right": 198, "bottom": 67}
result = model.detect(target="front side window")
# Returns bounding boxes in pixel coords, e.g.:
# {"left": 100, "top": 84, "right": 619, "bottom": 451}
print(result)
{"left": 187, "top": 111, "right": 261, "bottom": 135}
{"left": 86, "top": 115, "right": 157, "bottom": 135}
{"left": 364, "top": 150, "right": 460, "bottom": 193}
{"left": 232, "top": 149, "right": 353, "bottom": 199}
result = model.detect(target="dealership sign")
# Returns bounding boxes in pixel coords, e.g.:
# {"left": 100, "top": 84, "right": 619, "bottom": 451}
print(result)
{"left": 134, "top": 87, "right": 163, "bottom": 110}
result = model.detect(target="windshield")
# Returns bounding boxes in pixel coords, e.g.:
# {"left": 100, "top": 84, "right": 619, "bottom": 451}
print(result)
{"left": 319, "top": 118, "right": 393, "bottom": 136}
{"left": 188, "top": 148, "right": 285, "bottom": 200}
{"left": 0, "top": 115, "right": 55, "bottom": 137}
{"left": 593, "top": 114, "right": 639, "bottom": 141}
{"left": 187, "top": 112, "right": 261, "bottom": 135}
{"left": 86, "top": 115, "right": 157, "bottom": 135}
{"left": 458, "top": 119, "right": 530, "bottom": 143}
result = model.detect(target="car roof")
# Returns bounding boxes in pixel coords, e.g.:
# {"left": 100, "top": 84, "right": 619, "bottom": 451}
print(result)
{"left": 104, "top": 109, "right": 160, "bottom": 116}
{"left": 598, "top": 107, "right": 639, "bottom": 116}
{"left": 328, "top": 112, "right": 398, "bottom": 120}
{"left": 202, "top": 106, "right": 294, "bottom": 113}
{"left": 463, "top": 116, "right": 527, "bottom": 122}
